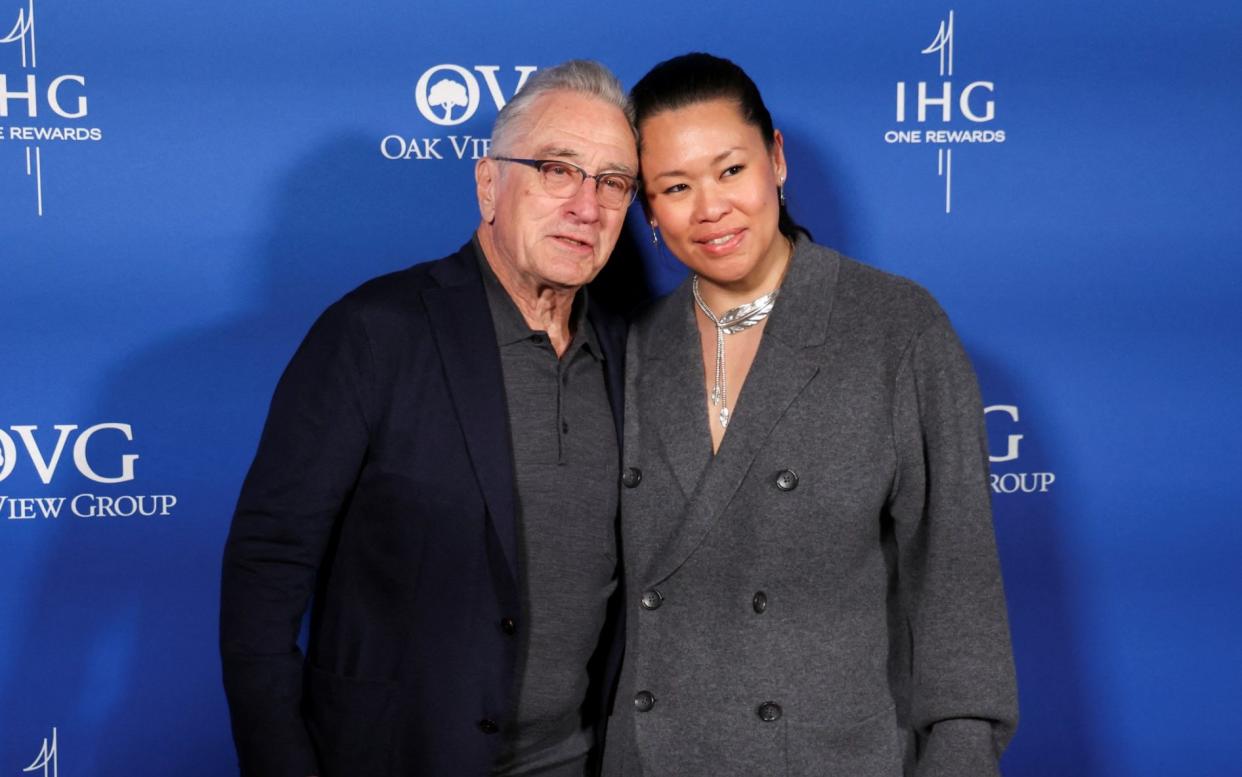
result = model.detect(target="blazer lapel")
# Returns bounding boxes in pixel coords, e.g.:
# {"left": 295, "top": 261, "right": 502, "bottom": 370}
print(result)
{"left": 644, "top": 338, "right": 818, "bottom": 586}
{"left": 422, "top": 242, "right": 519, "bottom": 586}
{"left": 646, "top": 285, "right": 715, "bottom": 500}
{"left": 644, "top": 239, "right": 840, "bottom": 586}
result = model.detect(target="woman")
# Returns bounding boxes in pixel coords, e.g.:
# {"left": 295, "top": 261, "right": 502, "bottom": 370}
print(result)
{"left": 603, "top": 53, "right": 1018, "bottom": 777}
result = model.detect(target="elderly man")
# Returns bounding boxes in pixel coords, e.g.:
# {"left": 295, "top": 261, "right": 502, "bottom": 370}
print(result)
{"left": 220, "top": 60, "right": 638, "bottom": 777}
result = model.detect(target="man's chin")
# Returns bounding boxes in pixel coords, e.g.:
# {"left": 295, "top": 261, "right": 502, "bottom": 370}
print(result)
{"left": 537, "top": 258, "right": 604, "bottom": 290}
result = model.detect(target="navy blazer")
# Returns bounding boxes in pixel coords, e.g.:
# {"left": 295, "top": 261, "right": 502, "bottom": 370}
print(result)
{"left": 220, "top": 240, "right": 627, "bottom": 777}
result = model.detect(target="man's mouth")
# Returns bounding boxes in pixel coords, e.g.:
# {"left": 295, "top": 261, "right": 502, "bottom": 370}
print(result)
{"left": 553, "top": 235, "right": 594, "bottom": 249}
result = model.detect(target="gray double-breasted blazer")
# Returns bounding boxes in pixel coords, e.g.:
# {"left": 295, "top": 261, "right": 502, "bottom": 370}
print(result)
{"left": 602, "top": 238, "right": 1018, "bottom": 777}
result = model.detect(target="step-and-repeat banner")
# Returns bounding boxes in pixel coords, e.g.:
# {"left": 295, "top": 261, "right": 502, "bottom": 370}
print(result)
{"left": 3, "top": 1, "right": 1239, "bottom": 774}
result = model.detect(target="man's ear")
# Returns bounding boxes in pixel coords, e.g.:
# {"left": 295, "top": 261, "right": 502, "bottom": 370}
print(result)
{"left": 476, "top": 157, "right": 498, "bottom": 224}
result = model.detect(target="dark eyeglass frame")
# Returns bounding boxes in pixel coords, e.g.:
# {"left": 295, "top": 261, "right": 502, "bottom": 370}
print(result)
{"left": 492, "top": 156, "right": 638, "bottom": 209}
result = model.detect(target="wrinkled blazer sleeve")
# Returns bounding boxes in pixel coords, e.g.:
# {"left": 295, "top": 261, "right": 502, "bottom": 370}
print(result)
{"left": 887, "top": 306, "right": 1019, "bottom": 777}
{"left": 219, "top": 297, "right": 375, "bottom": 777}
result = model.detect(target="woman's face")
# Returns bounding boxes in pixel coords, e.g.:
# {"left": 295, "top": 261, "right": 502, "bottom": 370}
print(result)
{"left": 640, "top": 98, "right": 787, "bottom": 292}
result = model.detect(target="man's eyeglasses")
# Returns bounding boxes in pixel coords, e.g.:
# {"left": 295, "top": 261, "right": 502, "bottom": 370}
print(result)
{"left": 492, "top": 157, "right": 637, "bottom": 210}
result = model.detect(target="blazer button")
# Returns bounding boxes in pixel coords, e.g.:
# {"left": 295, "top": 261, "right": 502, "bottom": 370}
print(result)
{"left": 500, "top": 617, "right": 517, "bottom": 635}
{"left": 622, "top": 467, "right": 643, "bottom": 488}
{"left": 752, "top": 591, "right": 768, "bottom": 614}
{"left": 757, "top": 702, "right": 782, "bottom": 722}
{"left": 775, "top": 469, "right": 799, "bottom": 491}
{"left": 634, "top": 691, "right": 656, "bottom": 712}
{"left": 477, "top": 718, "right": 499, "bottom": 734}
{"left": 640, "top": 589, "right": 664, "bottom": 610}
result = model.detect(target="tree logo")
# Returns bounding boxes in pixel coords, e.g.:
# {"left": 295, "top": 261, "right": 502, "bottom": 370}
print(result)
{"left": 427, "top": 77, "right": 468, "bottom": 123}
{"left": 413, "top": 63, "right": 536, "bottom": 127}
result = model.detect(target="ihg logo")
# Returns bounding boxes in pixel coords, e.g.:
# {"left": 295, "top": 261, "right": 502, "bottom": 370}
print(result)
{"left": 894, "top": 11, "right": 994, "bottom": 125}
{"left": 1, "top": 0, "right": 89, "bottom": 119}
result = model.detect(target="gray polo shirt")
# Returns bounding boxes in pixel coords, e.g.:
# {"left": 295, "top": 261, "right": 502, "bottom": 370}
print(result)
{"left": 478, "top": 253, "right": 620, "bottom": 777}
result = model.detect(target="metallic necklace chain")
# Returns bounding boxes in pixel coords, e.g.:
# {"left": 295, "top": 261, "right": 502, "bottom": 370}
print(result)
{"left": 691, "top": 275, "right": 780, "bottom": 430}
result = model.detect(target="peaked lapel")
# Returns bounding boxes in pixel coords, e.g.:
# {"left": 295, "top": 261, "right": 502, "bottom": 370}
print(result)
{"left": 422, "top": 240, "right": 519, "bottom": 586}
{"left": 643, "top": 239, "right": 841, "bottom": 586}
{"left": 645, "top": 286, "right": 714, "bottom": 500}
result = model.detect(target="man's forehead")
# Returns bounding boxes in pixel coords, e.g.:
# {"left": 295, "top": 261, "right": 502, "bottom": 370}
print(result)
{"left": 514, "top": 91, "right": 636, "bottom": 167}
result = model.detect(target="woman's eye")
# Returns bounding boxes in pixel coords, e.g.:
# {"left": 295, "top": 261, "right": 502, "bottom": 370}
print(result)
{"left": 722, "top": 165, "right": 744, "bottom": 177}
{"left": 663, "top": 183, "right": 688, "bottom": 195}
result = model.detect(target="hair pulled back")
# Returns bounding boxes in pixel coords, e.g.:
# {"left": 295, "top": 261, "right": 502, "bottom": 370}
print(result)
{"left": 630, "top": 52, "right": 802, "bottom": 239}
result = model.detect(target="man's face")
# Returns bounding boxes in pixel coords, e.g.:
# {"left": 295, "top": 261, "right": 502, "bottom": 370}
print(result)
{"left": 476, "top": 91, "right": 638, "bottom": 293}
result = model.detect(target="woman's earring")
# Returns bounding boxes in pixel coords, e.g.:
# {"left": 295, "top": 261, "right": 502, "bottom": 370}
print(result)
{"left": 778, "top": 176, "right": 787, "bottom": 207}
{"left": 650, "top": 222, "right": 659, "bottom": 246}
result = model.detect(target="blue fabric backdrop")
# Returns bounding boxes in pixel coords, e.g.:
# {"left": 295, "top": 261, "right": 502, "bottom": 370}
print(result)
{"left": 3, "top": 1, "right": 1239, "bottom": 774}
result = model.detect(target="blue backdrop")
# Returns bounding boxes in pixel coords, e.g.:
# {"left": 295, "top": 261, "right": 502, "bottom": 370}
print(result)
{"left": 3, "top": 1, "right": 1240, "bottom": 774}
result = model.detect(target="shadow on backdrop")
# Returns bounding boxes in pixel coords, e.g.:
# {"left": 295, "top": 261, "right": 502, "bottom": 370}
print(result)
{"left": 782, "top": 125, "right": 859, "bottom": 260}
{"left": 0, "top": 131, "right": 478, "bottom": 774}
{"left": 972, "top": 346, "right": 1096, "bottom": 777}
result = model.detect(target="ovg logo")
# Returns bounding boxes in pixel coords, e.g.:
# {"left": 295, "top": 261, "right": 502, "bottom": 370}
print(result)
{"left": 381, "top": 63, "right": 536, "bottom": 161}
{"left": 1, "top": 0, "right": 103, "bottom": 216}
{"left": 414, "top": 64, "right": 536, "bottom": 126}
{"left": 985, "top": 405, "right": 1056, "bottom": 495}
{"left": 883, "top": 10, "right": 1006, "bottom": 213}
{"left": 1, "top": 423, "right": 178, "bottom": 521}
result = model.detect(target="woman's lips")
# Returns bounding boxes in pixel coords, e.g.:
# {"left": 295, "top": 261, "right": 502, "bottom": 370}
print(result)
{"left": 695, "top": 228, "right": 746, "bottom": 255}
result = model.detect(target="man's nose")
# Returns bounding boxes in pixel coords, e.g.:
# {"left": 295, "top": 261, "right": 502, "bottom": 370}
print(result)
{"left": 564, "top": 177, "right": 603, "bottom": 221}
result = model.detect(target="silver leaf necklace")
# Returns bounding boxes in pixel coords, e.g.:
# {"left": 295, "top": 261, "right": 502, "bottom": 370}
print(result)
{"left": 691, "top": 274, "right": 780, "bottom": 430}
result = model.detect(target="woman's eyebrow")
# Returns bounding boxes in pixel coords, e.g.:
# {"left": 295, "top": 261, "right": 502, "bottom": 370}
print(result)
{"left": 650, "top": 147, "right": 743, "bottom": 180}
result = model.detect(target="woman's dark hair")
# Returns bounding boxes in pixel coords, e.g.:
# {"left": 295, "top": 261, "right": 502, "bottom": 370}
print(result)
{"left": 630, "top": 52, "right": 803, "bottom": 240}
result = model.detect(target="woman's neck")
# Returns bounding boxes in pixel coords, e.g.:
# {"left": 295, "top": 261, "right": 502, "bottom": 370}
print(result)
{"left": 695, "top": 235, "right": 794, "bottom": 313}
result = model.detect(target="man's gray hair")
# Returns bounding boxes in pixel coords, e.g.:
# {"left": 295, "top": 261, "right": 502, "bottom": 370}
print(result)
{"left": 490, "top": 60, "right": 636, "bottom": 157}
